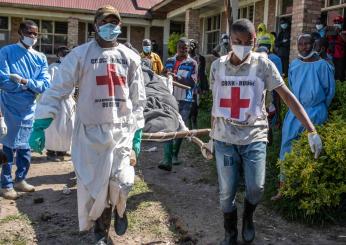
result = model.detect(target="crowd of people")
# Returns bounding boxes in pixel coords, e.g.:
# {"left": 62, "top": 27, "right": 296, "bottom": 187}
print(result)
{"left": 0, "top": 4, "right": 343, "bottom": 245}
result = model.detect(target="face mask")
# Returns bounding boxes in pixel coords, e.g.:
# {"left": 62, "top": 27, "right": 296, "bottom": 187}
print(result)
{"left": 143, "top": 46, "right": 151, "bottom": 53}
{"left": 281, "top": 23, "right": 288, "bottom": 29}
{"left": 298, "top": 50, "right": 316, "bottom": 60}
{"left": 59, "top": 57, "right": 65, "bottom": 63}
{"left": 222, "top": 38, "right": 229, "bottom": 44}
{"left": 97, "top": 23, "right": 121, "bottom": 42}
{"left": 316, "top": 24, "right": 324, "bottom": 30}
{"left": 232, "top": 45, "right": 252, "bottom": 61}
{"left": 334, "top": 24, "right": 342, "bottom": 30}
{"left": 21, "top": 36, "right": 37, "bottom": 47}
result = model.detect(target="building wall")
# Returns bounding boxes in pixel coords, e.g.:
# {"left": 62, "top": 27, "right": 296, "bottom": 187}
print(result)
{"left": 78, "top": 22, "right": 86, "bottom": 45}
{"left": 130, "top": 26, "right": 145, "bottom": 52}
{"left": 254, "top": 0, "right": 265, "bottom": 28}
{"left": 10, "top": 17, "right": 22, "bottom": 43}
{"left": 267, "top": 0, "right": 277, "bottom": 32}
{"left": 150, "top": 26, "right": 164, "bottom": 57}
{"left": 220, "top": 11, "right": 228, "bottom": 33}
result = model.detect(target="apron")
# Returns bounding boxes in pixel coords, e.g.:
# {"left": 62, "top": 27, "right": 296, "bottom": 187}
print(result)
{"left": 212, "top": 56, "right": 266, "bottom": 126}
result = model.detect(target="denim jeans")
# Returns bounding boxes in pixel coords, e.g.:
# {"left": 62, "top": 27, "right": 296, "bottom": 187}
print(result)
{"left": 1, "top": 145, "right": 31, "bottom": 188}
{"left": 214, "top": 140, "right": 267, "bottom": 213}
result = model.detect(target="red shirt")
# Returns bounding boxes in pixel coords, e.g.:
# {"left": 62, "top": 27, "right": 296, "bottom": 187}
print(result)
{"left": 173, "top": 60, "right": 183, "bottom": 75}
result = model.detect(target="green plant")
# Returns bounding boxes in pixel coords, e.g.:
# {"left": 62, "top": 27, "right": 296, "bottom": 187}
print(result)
{"left": 167, "top": 32, "right": 185, "bottom": 56}
{"left": 274, "top": 80, "right": 346, "bottom": 223}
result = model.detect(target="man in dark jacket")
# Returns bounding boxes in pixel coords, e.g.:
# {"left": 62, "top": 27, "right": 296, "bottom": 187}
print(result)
{"left": 275, "top": 18, "right": 291, "bottom": 76}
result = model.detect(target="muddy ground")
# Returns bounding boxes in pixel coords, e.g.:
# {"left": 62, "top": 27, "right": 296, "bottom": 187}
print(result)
{"left": 0, "top": 141, "right": 346, "bottom": 245}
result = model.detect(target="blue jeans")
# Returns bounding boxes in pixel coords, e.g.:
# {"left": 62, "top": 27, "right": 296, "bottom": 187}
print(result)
{"left": 1, "top": 145, "right": 31, "bottom": 188}
{"left": 214, "top": 140, "right": 266, "bottom": 213}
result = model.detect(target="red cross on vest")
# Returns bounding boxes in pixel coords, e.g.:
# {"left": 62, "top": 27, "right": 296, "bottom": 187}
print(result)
{"left": 96, "top": 64, "right": 126, "bottom": 96}
{"left": 219, "top": 87, "right": 250, "bottom": 119}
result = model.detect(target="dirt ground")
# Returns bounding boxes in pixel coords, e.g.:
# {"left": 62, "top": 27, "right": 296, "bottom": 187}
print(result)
{"left": 1, "top": 141, "right": 346, "bottom": 245}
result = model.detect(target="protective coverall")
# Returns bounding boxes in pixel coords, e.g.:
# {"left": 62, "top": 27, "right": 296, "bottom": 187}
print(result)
{"left": 33, "top": 40, "right": 146, "bottom": 231}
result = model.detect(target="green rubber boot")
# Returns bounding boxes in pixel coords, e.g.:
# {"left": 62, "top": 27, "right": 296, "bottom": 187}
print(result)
{"left": 158, "top": 142, "right": 173, "bottom": 171}
{"left": 172, "top": 139, "right": 183, "bottom": 165}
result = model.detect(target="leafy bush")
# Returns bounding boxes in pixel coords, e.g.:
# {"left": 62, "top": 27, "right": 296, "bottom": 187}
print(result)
{"left": 168, "top": 32, "right": 185, "bottom": 56}
{"left": 198, "top": 90, "right": 213, "bottom": 111}
{"left": 278, "top": 81, "right": 346, "bottom": 222}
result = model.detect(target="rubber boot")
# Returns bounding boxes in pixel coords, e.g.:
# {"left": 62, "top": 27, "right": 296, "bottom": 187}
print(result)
{"left": 220, "top": 209, "right": 238, "bottom": 245}
{"left": 242, "top": 199, "right": 257, "bottom": 243}
{"left": 94, "top": 207, "right": 112, "bottom": 243}
{"left": 158, "top": 142, "right": 173, "bottom": 171}
{"left": 172, "top": 139, "right": 182, "bottom": 165}
{"left": 114, "top": 208, "right": 128, "bottom": 236}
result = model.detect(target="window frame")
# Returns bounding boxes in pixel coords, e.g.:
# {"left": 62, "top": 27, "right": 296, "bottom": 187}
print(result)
{"left": 204, "top": 14, "right": 221, "bottom": 55}
{"left": 0, "top": 16, "right": 10, "bottom": 48}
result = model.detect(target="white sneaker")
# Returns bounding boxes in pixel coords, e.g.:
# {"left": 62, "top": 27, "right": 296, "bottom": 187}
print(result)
{"left": 1, "top": 188, "right": 18, "bottom": 200}
{"left": 14, "top": 180, "right": 35, "bottom": 192}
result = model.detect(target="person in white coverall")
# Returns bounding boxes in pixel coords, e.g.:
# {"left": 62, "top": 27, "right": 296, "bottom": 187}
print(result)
{"left": 45, "top": 46, "right": 75, "bottom": 162}
{"left": 29, "top": 5, "right": 146, "bottom": 244}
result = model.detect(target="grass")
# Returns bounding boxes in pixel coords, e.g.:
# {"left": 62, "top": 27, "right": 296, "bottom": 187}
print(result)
{"left": 0, "top": 214, "right": 31, "bottom": 245}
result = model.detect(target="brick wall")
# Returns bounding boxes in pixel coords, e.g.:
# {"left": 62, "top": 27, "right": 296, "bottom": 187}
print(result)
{"left": 67, "top": 17, "right": 79, "bottom": 48}
{"left": 78, "top": 22, "right": 86, "bottom": 45}
{"left": 150, "top": 26, "right": 164, "bottom": 57}
{"left": 185, "top": 9, "right": 200, "bottom": 41}
{"left": 267, "top": 0, "right": 277, "bottom": 32}
{"left": 130, "top": 26, "right": 145, "bottom": 52}
{"left": 289, "top": 0, "right": 323, "bottom": 60}
{"left": 10, "top": 17, "right": 22, "bottom": 43}
{"left": 221, "top": 11, "right": 227, "bottom": 33}
{"left": 254, "top": 0, "right": 265, "bottom": 28}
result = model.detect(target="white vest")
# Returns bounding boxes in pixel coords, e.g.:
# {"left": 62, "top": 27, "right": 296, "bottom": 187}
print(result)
{"left": 212, "top": 55, "right": 266, "bottom": 126}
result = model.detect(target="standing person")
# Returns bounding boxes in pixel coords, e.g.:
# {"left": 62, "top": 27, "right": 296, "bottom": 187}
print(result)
{"left": 257, "top": 23, "right": 275, "bottom": 52}
{"left": 327, "top": 16, "right": 346, "bottom": 81}
{"left": 45, "top": 46, "right": 75, "bottom": 162}
{"left": 140, "top": 39, "right": 163, "bottom": 74}
{"left": 272, "top": 34, "right": 335, "bottom": 200}
{"left": 29, "top": 5, "right": 146, "bottom": 243}
{"left": 315, "top": 17, "right": 327, "bottom": 38}
{"left": 210, "top": 19, "right": 323, "bottom": 244}
{"left": 275, "top": 18, "right": 291, "bottom": 76}
{"left": 212, "top": 33, "right": 230, "bottom": 58}
{"left": 0, "top": 20, "right": 50, "bottom": 200}
{"left": 188, "top": 39, "right": 208, "bottom": 129}
{"left": 158, "top": 38, "right": 197, "bottom": 171}
{"left": 314, "top": 37, "right": 334, "bottom": 65}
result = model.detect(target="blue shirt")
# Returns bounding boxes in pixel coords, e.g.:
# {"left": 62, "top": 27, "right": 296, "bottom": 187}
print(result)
{"left": 165, "top": 55, "right": 197, "bottom": 102}
{"left": 268, "top": 53, "right": 283, "bottom": 75}
{"left": 0, "top": 43, "right": 50, "bottom": 149}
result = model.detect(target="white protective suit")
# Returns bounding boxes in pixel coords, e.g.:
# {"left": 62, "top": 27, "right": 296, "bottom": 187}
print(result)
{"left": 35, "top": 40, "right": 146, "bottom": 231}
{"left": 45, "top": 62, "right": 75, "bottom": 152}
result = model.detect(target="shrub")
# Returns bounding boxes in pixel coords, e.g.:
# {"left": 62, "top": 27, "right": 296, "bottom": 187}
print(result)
{"left": 168, "top": 32, "right": 185, "bottom": 56}
{"left": 278, "top": 81, "right": 346, "bottom": 222}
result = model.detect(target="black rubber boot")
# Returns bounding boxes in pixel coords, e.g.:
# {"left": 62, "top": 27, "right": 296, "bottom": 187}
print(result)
{"left": 94, "top": 207, "right": 112, "bottom": 244}
{"left": 242, "top": 199, "right": 257, "bottom": 243}
{"left": 114, "top": 208, "right": 128, "bottom": 236}
{"left": 220, "top": 209, "right": 238, "bottom": 245}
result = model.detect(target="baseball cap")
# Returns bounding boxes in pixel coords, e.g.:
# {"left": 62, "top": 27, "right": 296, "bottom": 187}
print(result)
{"left": 95, "top": 5, "right": 121, "bottom": 22}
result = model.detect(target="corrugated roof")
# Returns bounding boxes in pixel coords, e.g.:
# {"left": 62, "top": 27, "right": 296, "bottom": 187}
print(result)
{"left": 0, "top": 0, "right": 163, "bottom": 16}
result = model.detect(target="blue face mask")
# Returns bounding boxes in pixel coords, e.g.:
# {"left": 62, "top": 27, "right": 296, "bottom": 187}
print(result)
{"left": 281, "top": 23, "right": 288, "bottom": 30}
{"left": 143, "top": 46, "right": 151, "bottom": 53}
{"left": 97, "top": 23, "right": 121, "bottom": 42}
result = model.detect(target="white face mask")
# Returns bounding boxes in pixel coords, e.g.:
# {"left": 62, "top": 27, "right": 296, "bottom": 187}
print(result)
{"left": 316, "top": 24, "right": 324, "bottom": 30}
{"left": 21, "top": 36, "right": 37, "bottom": 47}
{"left": 232, "top": 45, "right": 252, "bottom": 61}
{"left": 334, "top": 24, "right": 342, "bottom": 30}
{"left": 298, "top": 50, "right": 317, "bottom": 60}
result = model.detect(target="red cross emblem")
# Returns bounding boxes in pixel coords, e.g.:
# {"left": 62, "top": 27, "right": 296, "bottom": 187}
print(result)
{"left": 96, "top": 64, "right": 126, "bottom": 96}
{"left": 220, "top": 87, "right": 250, "bottom": 119}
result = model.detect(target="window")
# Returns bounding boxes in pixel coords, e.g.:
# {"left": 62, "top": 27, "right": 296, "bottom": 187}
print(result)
{"left": 0, "top": 16, "right": 9, "bottom": 48}
{"left": 29, "top": 19, "right": 68, "bottom": 55}
{"left": 322, "top": 0, "right": 346, "bottom": 26}
{"left": 279, "top": 0, "right": 293, "bottom": 16}
{"left": 238, "top": 5, "right": 254, "bottom": 21}
{"left": 205, "top": 15, "right": 220, "bottom": 54}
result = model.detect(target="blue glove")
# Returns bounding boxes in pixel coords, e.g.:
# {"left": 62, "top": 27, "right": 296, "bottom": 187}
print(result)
{"left": 29, "top": 118, "right": 53, "bottom": 154}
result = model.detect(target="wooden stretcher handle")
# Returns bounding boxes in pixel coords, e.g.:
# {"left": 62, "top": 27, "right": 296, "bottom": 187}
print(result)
{"left": 172, "top": 81, "right": 191, "bottom": 90}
